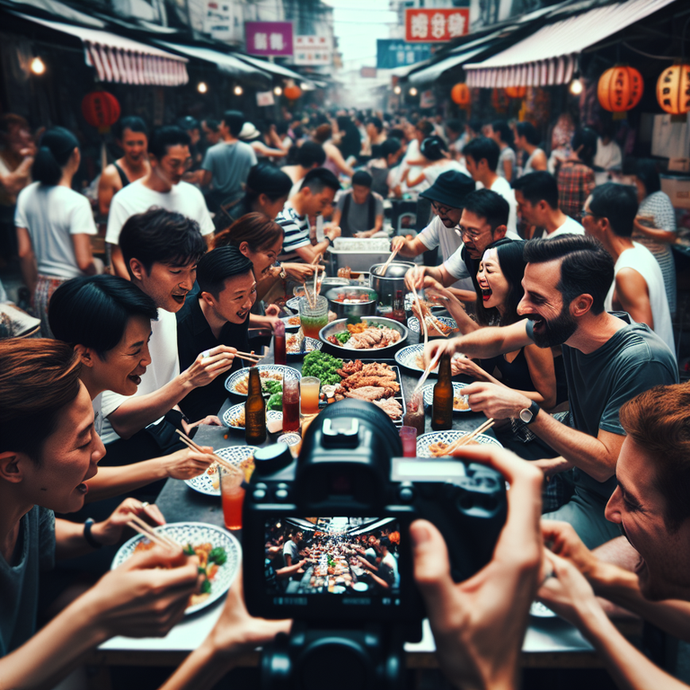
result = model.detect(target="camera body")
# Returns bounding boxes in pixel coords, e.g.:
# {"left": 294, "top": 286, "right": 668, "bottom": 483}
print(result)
{"left": 243, "top": 399, "right": 507, "bottom": 633}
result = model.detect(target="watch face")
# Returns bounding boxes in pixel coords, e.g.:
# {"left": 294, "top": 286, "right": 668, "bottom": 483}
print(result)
{"left": 519, "top": 408, "right": 532, "bottom": 424}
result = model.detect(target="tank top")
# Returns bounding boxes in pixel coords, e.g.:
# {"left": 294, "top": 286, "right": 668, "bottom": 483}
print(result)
{"left": 113, "top": 161, "right": 131, "bottom": 188}
{"left": 523, "top": 148, "right": 545, "bottom": 176}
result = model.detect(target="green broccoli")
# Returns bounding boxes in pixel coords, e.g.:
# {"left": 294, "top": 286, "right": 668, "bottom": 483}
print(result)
{"left": 200, "top": 578, "right": 212, "bottom": 594}
{"left": 267, "top": 392, "right": 283, "bottom": 411}
{"left": 209, "top": 547, "right": 227, "bottom": 565}
{"left": 262, "top": 379, "right": 282, "bottom": 395}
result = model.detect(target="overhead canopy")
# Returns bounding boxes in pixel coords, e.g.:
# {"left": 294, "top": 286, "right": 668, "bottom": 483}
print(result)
{"left": 13, "top": 12, "right": 188, "bottom": 86}
{"left": 236, "top": 54, "right": 309, "bottom": 83}
{"left": 465, "top": 0, "right": 677, "bottom": 87}
{"left": 155, "top": 41, "right": 270, "bottom": 87}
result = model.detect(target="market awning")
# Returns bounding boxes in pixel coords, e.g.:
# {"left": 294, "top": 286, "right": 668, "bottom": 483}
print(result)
{"left": 235, "top": 54, "right": 308, "bottom": 83}
{"left": 13, "top": 12, "right": 189, "bottom": 86}
{"left": 155, "top": 41, "right": 269, "bottom": 87}
{"left": 464, "top": 0, "right": 677, "bottom": 88}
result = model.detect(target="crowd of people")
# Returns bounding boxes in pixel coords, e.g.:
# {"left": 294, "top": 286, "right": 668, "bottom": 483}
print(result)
{"left": 0, "top": 102, "right": 688, "bottom": 690}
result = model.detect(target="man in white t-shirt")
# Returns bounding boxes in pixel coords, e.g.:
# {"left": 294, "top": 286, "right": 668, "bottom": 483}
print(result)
{"left": 100, "top": 208, "right": 237, "bottom": 466}
{"left": 513, "top": 171, "right": 585, "bottom": 239}
{"left": 584, "top": 183, "right": 674, "bottom": 353}
{"left": 107, "top": 126, "right": 214, "bottom": 279}
{"left": 463, "top": 137, "right": 519, "bottom": 237}
{"left": 392, "top": 170, "right": 476, "bottom": 294}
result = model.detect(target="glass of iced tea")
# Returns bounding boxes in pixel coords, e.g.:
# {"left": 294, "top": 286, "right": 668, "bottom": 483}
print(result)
{"left": 300, "top": 376, "right": 321, "bottom": 415}
{"left": 219, "top": 466, "right": 245, "bottom": 531}
{"left": 282, "top": 376, "right": 300, "bottom": 433}
{"left": 299, "top": 296, "right": 329, "bottom": 340}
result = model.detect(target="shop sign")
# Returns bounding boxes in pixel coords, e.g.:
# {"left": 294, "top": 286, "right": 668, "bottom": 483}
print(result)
{"left": 245, "top": 21, "right": 294, "bottom": 56}
{"left": 203, "top": 2, "right": 234, "bottom": 41}
{"left": 256, "top": 91, "right": 275, "bottom": 107}
{"left": 377, "top": 40, "right": 431, "bottom": 69}
{"left": 293, "top": 35, "right": 331, "bottom": 65}
{"left": 404, "top": 8, "right": 469, "bottom": 43}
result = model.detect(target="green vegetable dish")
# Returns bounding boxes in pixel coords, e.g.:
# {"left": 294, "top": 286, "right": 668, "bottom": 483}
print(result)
{"left": 267, "top": 392, "right": 283, "bottom": 411}
{"left": 262, "top": 379, "right": 282, "bottom": 395}
{"left": 302, "top": 351, "right": 343, "bottom": 386}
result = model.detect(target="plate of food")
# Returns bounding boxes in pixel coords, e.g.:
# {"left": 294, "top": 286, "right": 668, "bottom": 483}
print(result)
{"left": 416, "top": 430, "right": 502, "bottom": 457}
{"left": 225, "top": 365, "right": 300, "bottom": 397}
{"left": 407, "top": 315, "right": 457, "bottom": 338}
{"left": 111, "top": 522, "right": 241, "bottom": 615}
{"left": 281, "top": 315, "right": 302, "bottom": 330}
{"left": 184, "top": 445, "right": 258, "bottom": 496}
{"left": 395, "top": 344, "right": 437, "bottom": 375}
{"left": 319, "top": 317, "right": 408, "bottom": 357}
{"left": 222, "top": 404, "right": 283, "bottom": 430}
{"left": 422, "top": 382, "right": 471, "bottom": 413}
{"left": 305, "top": 354, "right": 406, "bottom": 425}
{"left": 286, "top": 333, "right": 322, "bottom": 357}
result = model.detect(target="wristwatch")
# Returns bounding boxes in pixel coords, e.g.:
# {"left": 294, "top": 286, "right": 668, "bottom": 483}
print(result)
{"left": 519, "top": 400, "right": 540, "bottom": 425}
{"left": 325, "top": 236, "right": 334, "bottom": 246}
{"left": 279, "top": 263, "right": 287, "bottom": 280}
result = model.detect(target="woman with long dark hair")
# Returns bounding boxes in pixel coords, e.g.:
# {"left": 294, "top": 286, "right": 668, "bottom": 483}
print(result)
{"left": 224, "top": 162, "right": 292, "bottom": 225}
{"left": 16, "top": 127, "right": 99, "bottom": 336}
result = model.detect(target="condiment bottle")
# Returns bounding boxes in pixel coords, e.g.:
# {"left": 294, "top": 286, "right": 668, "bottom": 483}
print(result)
{"left": 245, "top": 367, "right": 267, "bottom": 444}
{"left": 390, "top": 289, "right": 406, "bottom": 323}
{"left": 431, "top": 354, "right": 453, "bottom": 431}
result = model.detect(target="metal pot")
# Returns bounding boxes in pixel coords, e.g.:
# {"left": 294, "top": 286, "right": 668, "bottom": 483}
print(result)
{"left": 324, "top": 286, "right": 378, "bottom": 319}
{"left": 369, "top": 261, "right": 415, "bottom": 307}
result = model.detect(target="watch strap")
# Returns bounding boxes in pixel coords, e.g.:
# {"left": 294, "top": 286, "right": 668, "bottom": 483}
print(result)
{"left": 526, "top": 400, "right": 540, "bottom": 424}
{"left": 84, "top": 518, "right": 103, "bottom": 549}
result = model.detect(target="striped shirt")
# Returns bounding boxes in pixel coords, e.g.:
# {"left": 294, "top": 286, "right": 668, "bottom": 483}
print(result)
{"left": 276, "top": 202, "right": 311, "bottom": 262}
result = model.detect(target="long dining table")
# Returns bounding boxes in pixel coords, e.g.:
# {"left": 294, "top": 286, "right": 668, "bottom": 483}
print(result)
{"left": 92, "top": 329, "right": 641, "bottom": 672}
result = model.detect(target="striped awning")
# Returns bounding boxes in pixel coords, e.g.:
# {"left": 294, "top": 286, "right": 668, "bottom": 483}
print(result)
{"left": 465, "top": 0, "right": 677, "bottom": 88}
{"left": 16, "top": 13, "right": 188, "bottom": 86}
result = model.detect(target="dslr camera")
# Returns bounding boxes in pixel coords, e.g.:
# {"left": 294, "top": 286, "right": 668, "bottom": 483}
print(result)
{"left": 243, "top": 400, "right": 506, "bottom": 690}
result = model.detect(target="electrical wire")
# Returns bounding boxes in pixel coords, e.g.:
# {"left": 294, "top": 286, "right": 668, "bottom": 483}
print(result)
{"left": 622, "top": 42, "right": 676, "bottom": 61}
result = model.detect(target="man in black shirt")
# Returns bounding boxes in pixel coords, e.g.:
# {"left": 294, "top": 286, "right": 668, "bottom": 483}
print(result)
{"left": 177, "top": 246, "right": 256, "bottom": 420}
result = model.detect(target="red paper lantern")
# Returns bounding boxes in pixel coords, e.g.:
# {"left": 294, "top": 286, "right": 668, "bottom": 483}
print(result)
{"left": 597, "top": 66, "right": 643, "bottom": 113}
{"left": 656, "top": 63, "right": 690, "bottom": 116}
{"left": 505, "top": 86, "right": 527, "bottom": 99}
{"left": 284, "top": 85, "right": 302, "bottom": 101}
{"left": 81, "top": 91, "right": 121, "bottom": 133}
{"left": 451, "top": 83, "right": 470, "bottom": 106}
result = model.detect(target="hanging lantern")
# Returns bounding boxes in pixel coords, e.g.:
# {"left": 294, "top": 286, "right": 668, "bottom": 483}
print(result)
{"left": 491, "top": 88, "right": 510, "bottom": 112}
{"left": 656, "top": 63, "right": 690, "bottom": 117}
{"left": 284, "top": 85, "right": 302, "bottom": 101}
{"left": 505, "top": 86, "right": 527, "bottom": 99}
{"left": 597, "top": 66, "right": 644, "bottom": 113}
{"left": 450, "top": 83, "right": 470, "bottom": 107}
{"left": 81, "top": 90, "right": 121, "bottom": 133}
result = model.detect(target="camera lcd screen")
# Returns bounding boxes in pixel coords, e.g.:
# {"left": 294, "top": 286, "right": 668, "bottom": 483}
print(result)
{"left": 265, "top": 517, "right": 401, "bottom": 599}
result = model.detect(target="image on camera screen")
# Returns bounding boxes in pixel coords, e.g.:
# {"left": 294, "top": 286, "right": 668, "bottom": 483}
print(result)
{"left": 265, "top": 517, "right": 401, "bottom": 597}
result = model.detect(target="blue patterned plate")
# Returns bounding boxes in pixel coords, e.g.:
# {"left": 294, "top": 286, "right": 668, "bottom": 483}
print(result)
{"left": 286, "top": 296, "right": 301, "bottom": 311}
{"left": 185, "top": 445, "right": 258, "bottom": 496}
{"left": 224, "top": 365, "right": 300, "bottom": 397}
{"left": 421, "top": 382, "right": 471, "bottom": 413}
{"left": 394, "top": 344, "right": 438, "bottom": 375}
{"left": 416, "top": 430, "right": 502, "bottom": 457}
{"left": 281, "top": 315, "right": 302, "bottom": 330}
{"left": 286, "top": 335, "right": 322, "bottom": 357}
{"left": 111, "top": 522, "right": 241, "bottom": 615}
{"left": 407, "top": 315, "right": 457, "bottom": 336}
{"left": 222, "top": 403, "right": 283, "bottom": 431}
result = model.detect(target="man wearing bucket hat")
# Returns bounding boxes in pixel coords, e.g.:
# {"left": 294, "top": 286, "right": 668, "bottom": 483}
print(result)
{"left": 392, "top": 169, "right": 476, "bottom": 292}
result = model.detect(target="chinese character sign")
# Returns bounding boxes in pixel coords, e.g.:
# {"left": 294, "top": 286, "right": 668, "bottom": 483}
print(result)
{"left": 405, "top": 8, "right": 469, "bottom": 42}
{"left": 293, "top": 35, "right": 332, "bottom": 65}
{"left": 245, "top": 21, "right": 293, "bottom": 56}
{"left": 377, "top": 40, "right": 431, "bottom": 69}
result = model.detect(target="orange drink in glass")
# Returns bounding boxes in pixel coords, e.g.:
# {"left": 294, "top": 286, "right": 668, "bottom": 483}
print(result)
{"left": 220, "top": 466, "right": 245, "bottom": 530}
{"left": 300, "top": 376, "right": 321, "bottom": 415}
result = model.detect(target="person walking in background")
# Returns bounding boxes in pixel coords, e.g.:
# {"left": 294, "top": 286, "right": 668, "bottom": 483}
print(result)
{"left": 97, "top": 116, "right": 149, "bottom": 218}
{"left": 631, "top": 159, "right": 678, "bottom": 318}
{"left": 488, "top": 120, "right": 516, "bottom": 183}
{"left": 16, "top": 127, "right": 99, "bottom": 336}
{"left": 557, "top": 128, "right": 597, "bottom": 220}
{"left": 514, "top": 122, "right": 547, "bottom": 176}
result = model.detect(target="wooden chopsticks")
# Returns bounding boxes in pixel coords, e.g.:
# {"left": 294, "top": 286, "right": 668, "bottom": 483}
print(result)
{"left": 413, "top": 351, "right": 441, "bottom": 396}
{"left": 175, "top": 430, "right": 243, "bottom": 478}
{"left": 127, "top": 514, "right": 178, "bottom": 550}
{"left": 379, "top": 247, "right": 399, "bottom": 276}
{"left": 444, "top": 418, "right": 496, "bottom": 455}
{"left": 411, "top": 285, "right": 428, "bottom": 346}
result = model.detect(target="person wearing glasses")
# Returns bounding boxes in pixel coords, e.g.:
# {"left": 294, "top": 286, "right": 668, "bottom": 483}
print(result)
{"left": 392, "top": 170, "right": 476, "bottom": 294}
{"left": 405, "top": 189, "right": 518, "bottom": 303}
{"left": 106, "top": 127, "right": 215, "bottom": 279}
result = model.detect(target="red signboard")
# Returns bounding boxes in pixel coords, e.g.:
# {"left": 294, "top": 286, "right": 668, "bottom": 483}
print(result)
{"left": 405, "top": 8, "right": 469, "bottom": 43}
